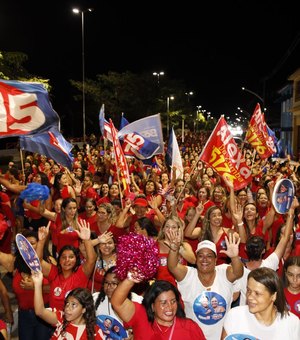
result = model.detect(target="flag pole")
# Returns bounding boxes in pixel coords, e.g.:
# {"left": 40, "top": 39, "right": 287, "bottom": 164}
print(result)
{"left": 19, "top": 148, "right": 25, "bottom": 180}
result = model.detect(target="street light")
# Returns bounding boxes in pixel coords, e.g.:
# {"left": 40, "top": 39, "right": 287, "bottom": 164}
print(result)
{"left": 185, "top": 91, "right": 194, "bottom": 102}
{"left": 153, "top": 71, "right": 164, "bottom": 86}
{"left": 241, "top": 87, "right": 264, "bottom": 104}
{"left": 237, "top": 107, "right": 251, "bottom": 117}
{"left": 72, "top": 7, "right": 93, "bottom": 142}
{"left": 166, "top": 96, "right": 174, "bottom": 137}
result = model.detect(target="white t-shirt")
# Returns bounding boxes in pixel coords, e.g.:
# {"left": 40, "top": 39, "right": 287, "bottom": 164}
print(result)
{"left": 223, "top": 305, "right": 300, "bottom": 340}
{"left": 233, "top": 252, "right": 279, "bottom": 305}
{"left": 177, "top": 264, "right": 235, "bottom": 340}
{"left": 93, "top": 292, "right": 143, "bottom": 339}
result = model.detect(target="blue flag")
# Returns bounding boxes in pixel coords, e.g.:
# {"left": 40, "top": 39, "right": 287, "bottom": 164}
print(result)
{"left": 120, "top": 113, "right": 129, "bottom": 130}
{"left": 19, "top": 127, "right": 74, "bottom": 169}
{"left": 266, "top": 124, "right": 278, "bottom": 155}
{"left": 118, "top": 114, "right": 164, "bottom": 155}
{"left": 121, "top": 132, "right": 160, "bottom": 159}
{"left": 0, "top": 79, "right": 59, "bottom": 138}
{"left": 98, "top": 104, "right": 112, "bottom": 140}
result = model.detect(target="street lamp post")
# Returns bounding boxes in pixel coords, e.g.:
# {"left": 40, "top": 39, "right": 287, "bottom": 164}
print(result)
{"left": 241, "top": 87, "right": 264, "bottom": 105}
{"left": 153, "top": 71, "right": 164, "bottom": 86}
{"left": 185, "top": 91, "right": 194, "bottom": 102}
{"left": 166, "top": 96, "right": 174, "bottom": 137}
{"left": 237, "top": 107, "right": 251, "bottom": 118}
{"left": 73, "top": 7, "right": 93, "bottom": 142}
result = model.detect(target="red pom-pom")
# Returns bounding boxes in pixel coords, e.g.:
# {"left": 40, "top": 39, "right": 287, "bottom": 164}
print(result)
{"left": 116, "top": 233, "right": 159, "bottom": 281}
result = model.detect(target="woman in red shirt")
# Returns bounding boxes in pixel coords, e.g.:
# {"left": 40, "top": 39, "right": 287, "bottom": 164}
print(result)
{"left": 36, "top": 220, "right": 97, "bottom": 311}
{"left": 32, "top": 271, "right": 104, "bottom": 339}
{"left": 111, "top": 276, "right": 205, "bottom": 339}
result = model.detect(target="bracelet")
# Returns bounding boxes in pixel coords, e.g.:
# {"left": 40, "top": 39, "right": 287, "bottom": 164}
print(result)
{"left": 237, "top": 222, "right": 244, "bottom": 227}
{"left": 169, "top": 243, "right": 179, "bottom": 252}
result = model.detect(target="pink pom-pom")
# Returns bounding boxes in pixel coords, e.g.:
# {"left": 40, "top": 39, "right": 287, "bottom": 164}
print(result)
{"left": 116, "top": 233, "right": 159, "bottom": 281}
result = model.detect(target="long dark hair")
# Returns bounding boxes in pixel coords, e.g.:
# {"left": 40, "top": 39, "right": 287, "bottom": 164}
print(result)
{"left": 136, "top": 217, "right": 158, "bottom": 237}
{"left": 60, "top": 288, "right": 97, "bottom": 340}
{"left": 201, "top": 205, "right": 222, "bottom": 242}
{"left": 94, "top": 266, "right": 118, "bottom": 310}
{"left": 142, "top": 280, "right": 185, "bottom": 323}
{"left": 57, "top": 245, "right": 81, "bottom": 274}
{"left": 283, "top": 256, "right": 300, "bottom": 287}
{"left": 248, "top": 267, "right": 289, "bottom": 317}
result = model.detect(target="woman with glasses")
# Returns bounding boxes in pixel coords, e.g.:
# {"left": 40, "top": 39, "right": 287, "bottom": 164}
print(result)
{"left": 96, "top": 203, "right": 126, "bottom": 241}
{"left": 93, "top": 266, "right": 142, "bottom": 339}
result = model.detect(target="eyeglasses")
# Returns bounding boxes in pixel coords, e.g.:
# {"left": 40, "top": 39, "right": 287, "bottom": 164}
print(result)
{"left": 103, "top": 281, "right": 118, "bottom": 287}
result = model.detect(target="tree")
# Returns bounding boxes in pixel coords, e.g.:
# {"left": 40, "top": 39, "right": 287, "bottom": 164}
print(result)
{"left": 0, "top": 51, "right": 50, "bottom": 90}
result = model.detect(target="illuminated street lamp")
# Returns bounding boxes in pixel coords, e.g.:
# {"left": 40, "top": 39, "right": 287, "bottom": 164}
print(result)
{"left": 237, "top": 106, "right": 251, "bottom": 117}
{"left": 153, "top": 71, "right": 164, "bottom": 85}
{"left": 167, "top": 96, "right": 174, "bottom": 137}
{"left": 185, "top": 91, "right": 194, "bottom": 102}
{"left": 241, "top": 86, "right": 265, "bottom": 107}
{"left": 72, "top": 7, "right": 94, "bottom": 142}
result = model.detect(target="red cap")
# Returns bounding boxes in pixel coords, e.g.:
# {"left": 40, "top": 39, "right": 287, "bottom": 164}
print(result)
{"left": 133, "top": 198, "right": 148, "bottom": 207}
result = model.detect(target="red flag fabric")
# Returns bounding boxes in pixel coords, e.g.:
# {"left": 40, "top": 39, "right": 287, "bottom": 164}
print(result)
{"left": 200, "top": 116, "right": 252, "bottom": 190}
{"left": 245, "top": 103, "right": 273, "bottom": 159}
{"left": 109, "top": 119, "right": 131, "bottom": 197}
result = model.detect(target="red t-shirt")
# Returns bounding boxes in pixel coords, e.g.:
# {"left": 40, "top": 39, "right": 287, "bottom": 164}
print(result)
{"left": 284, "top": 287, "right": 300, "bottom": 319}
{"left": 47, "top": 265, "right": 89, "bottom": 310}
{"left": 51, "top": 310, "right": 104, "bottom": 339}
{"left": 124, "top": 302, "right": 205, "bottom": 339}
{"left": 52, "top": 214, "right": 83, "bottom": 253}
{"left": 12, "top": 270, "right": 50, "bottom": 309}
{"left": 79, "top": 211, "right": 98, "bottom": 234}
{"left": 156, "top": 251, "right": 187, "bottom": 287}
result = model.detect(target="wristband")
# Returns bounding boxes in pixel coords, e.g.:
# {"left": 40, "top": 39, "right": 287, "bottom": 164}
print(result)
{"left": 169, "top": 242, "right": 179, "bottom": 252}
{"left": 237, "top": 222, "right": 244, "bottom": 227}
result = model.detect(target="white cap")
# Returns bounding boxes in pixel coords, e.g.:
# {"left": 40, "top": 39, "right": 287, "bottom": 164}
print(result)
{"left": 196, "top": 240, "right": 217, "bottom": 256}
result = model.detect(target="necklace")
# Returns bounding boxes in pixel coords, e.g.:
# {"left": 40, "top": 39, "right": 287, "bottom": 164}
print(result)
{"left": 154, "top": 318, "right": 176, "bottom": 339}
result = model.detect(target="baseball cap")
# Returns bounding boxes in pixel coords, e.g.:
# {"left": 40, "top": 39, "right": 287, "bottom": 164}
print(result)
{"left": 196, "top": 240, "right": 217, "bottom": 256}
{"left": 133, "top": 197, "right": 148, "bottom": 207}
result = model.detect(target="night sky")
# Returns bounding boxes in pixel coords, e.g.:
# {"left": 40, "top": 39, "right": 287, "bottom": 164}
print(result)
{"left": 1, "top": 0, "right": 300, "bottom": 133}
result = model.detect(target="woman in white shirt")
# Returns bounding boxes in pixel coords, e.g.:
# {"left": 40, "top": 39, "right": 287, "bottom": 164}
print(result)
{"left": 222, "top": 267, "right": 300, "bottom": 340}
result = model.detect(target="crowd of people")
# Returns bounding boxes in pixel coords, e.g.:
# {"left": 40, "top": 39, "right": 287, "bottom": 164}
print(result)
{"left": 0, "top": 130, "right": 299, "bottom": 339}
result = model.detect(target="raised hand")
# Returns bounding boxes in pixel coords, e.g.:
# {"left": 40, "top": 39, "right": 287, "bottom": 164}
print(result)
{"left": 31, "top": 270, "right": 43, "bottom": 287}
{"left": 98, "top": 231, "right": 113, "bottom": 243}
{"left": 196, "top": 202, "right": 204, "bottom": 215}
{"left": 76, "top": 219, "right": 91, "bottom": 240}
{"left": 164, "top": 227, "right": 182, "bottom": 250}
{"left": 38, "top": 221, "right": 50, "bottom": 242}
{"left": 219, "top": 233, "right": 240, "bottom": 259}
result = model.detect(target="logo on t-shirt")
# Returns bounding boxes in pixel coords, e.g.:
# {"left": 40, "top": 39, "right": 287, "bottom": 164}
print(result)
{"left": 225, "top": 334, "right": 257, "bottom": 340}
{"left": 193, "top": 291, "right": 226, "bottom": 325}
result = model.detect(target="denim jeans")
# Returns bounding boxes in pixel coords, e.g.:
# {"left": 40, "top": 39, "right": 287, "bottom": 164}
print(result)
{"left": 18, "top": 309, "right": 54, "bottom": 340}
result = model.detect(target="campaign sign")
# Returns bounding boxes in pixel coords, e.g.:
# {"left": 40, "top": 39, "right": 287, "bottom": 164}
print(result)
{"left": 97, "top": 315, "right": 127, "bottom": 340}
{"left": 15, "top": 234, "right": 41, "bottom": 272}
{"left": 272, "top": 179, "right": 295, "bottom": 214}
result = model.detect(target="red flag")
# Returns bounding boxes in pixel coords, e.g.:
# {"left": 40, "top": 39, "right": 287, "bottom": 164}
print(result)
{"left": 200, "top": 116, "right": 252, "bottom": 190}
{"left": 245, "top": 103, "right": 273, "bottom": 159}
{"left": 109, "top": 119, "right": 131, "bottom": 197}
